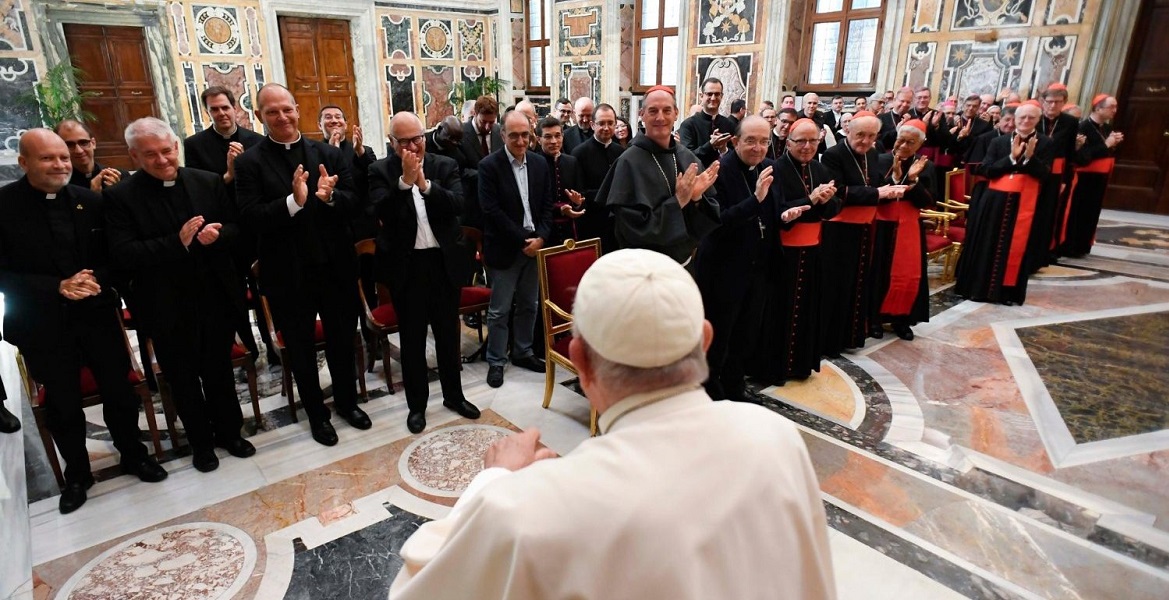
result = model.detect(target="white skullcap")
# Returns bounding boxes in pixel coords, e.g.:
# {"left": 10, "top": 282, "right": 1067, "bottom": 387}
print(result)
{"left": 573, "top": 249, "right": 705, "bottom": 368}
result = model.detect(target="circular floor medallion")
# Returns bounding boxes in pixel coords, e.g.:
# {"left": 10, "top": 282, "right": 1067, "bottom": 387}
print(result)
{"left": 58, "top": 522, "right": 257, "bottom": 600}
{"left": 398, "top": 424, "right": 513, "bottom": 497}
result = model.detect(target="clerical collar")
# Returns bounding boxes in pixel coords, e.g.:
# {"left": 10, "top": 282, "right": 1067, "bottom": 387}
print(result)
{"left": 163, "top": 180, "right": 176, "bottom": 187}
{"left": 268, "top": 133, "right": 303, "bottom": 150}
{"left": 593, "top": 135, "right": 611, "bottom": 148}
{"left": 216, "top": 125, "right": 238, "bottom": 139}
{"left": 45, "top": 192, "right": 57, "bottom": 200}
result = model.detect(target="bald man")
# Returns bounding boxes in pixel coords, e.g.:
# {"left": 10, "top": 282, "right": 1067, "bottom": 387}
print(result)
{"left": 562, "top": 96, "right": 594, "bottom": 153}
{"left": 370, "top": 112, "right": 480, "bottom": 433}
{"left": 1, "top": 129, "right": 167, "bottom": 513}
{"left": 234, "top": 84, "right": 371, "bottom": 446}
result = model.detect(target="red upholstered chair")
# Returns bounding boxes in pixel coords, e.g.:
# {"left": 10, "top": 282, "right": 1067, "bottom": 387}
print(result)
{"left": 148, "top": 336, "right": 263, "bottom": 450}
{"left": 920, "top": 209, "right": 958, "bottom": 281}
{"left": 354, "top": 239, "right": 399, "bottom": 395}
{"left": 17, "top": 309, "right": 165, "bottom": 489}
{"left": 254, "top": 261, "right": 368, "bottom": 423}
{"left": 536, "top": 238, "right": 602, "bottom": 436}
{"left": 457, "top": 227, "right": 491, "bottom": 357}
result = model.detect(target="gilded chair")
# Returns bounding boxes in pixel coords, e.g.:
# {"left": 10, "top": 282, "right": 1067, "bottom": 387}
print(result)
{"left": 536, "top": 237, "right": 602, "bottom": 435}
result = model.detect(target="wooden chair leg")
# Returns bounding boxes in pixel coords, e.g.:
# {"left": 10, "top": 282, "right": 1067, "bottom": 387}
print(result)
{"left": 590, "top": 408, "right": 598, "bottom": 437}
{"left": 354, "top": 334, "right": 367, "bottom": 402}
{"left": 245, "top": 358, "right": 261, "bottom": 427}
{"left": 282, "top": 349, "right": 297, "bottom": 423}
{"left": 542, "top": 355, "right": 555, "bottom": 409}
{"left": 34, "top": 405, "right": 65, "bottom": 490}
{"left": 381, "top": 336, "right": 396, "bottom": 395}
{"left": 157, "top": 376, "right": 180, "bottom": 451}
{"left": 137, "top": 386, "right": 164, "bottom": 459}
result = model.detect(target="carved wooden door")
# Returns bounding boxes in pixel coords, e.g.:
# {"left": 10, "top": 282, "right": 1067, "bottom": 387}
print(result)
{"left": 277, "top": 16, "right": 359, "bottom": 140}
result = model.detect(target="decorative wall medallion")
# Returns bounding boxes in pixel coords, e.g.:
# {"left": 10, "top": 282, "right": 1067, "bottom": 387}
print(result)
{"left": 56, "top": 522, "right": 257, "bottom": 600}
{"left": 939, "top": 39, "right": 1026, "bottom": 100}
{"left": 561, "top": 61, "right": 601, "bottom": 103}
{"left": 1044, "top": 0, "right": 1087, "bottom": 25}
{"left": 0, "top": 0, "right": 33, "bottom": 51}
{"left": 193, "top": 6, "right": 242, "bottom": 56}
{"left": 203, "top": 63, "right": 254, "bottom": 130}
{"left": 458, "top": 19, "right": 485, "bottom": 62}
{"left": 382, "top": 15, "right": 413, "bottom": 60}
{"left": 1031, "top": 35, "right": 1076, "bottom": 95}
{"left": 167, "top": 2, "right": 190, "bottom": 56}
{"left": 398, "top": 425, "right": 512, "bottom": 497}
{"left": 952, "top": 0, "right": 1034, "bottom": 30}
{"left": 697, "top": 54, "right": 751, "bottom": 117}
{"left": 698, "top": 0, "right": 757, "bottom": 46}
{"left": 419, "top": 19, "right": 454, "bottom": 60}
{"left": 904, "top": 42, "right": 937, "bottom": 89}
{"left": 244, "top": 6, "right": 262, "bottom": 57}
{"left": 910, "top": 0, "right": 944, "bottom": 33}
{"left": 560, "top": 7, "right": 601, "bottom": 57}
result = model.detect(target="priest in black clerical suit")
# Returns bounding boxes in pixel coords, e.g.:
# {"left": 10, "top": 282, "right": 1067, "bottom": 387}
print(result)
{"left": 183, "top": 122, "right": 265, "bottom": 184}
{"left": 1034, "top": 88, "right": 1080, "bottom": 267}
{"left": 106, "top": 118, "right": 252, "bottom": 471}
{"left": 693, "top": 116, "right": 781, "bottom": 402}
{"left": 570, "top": 106, "right": 625, "bottom": 241}
{"left": 536, "top": 116, "right": 583, "bottom": 244}
{"left": 0, "top": 129, "right": 166, "bottom": 513}
{"left": 234, "top": 84, "right": 370, "bottom": 446}
{"left": 371, "top": 112, "right": 480, "bottom": 434}
{"left": 678, "top": 105, "right": 736, "bottom": 166}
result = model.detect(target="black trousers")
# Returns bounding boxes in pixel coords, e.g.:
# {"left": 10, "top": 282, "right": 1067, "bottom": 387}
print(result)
{"left": 21, "top": 307, "right": 148, "bottom": 484}
{"left": 703, "top": 263, "right": 768, "bottom": 400}
{"left": 267, "top": 265, "right": 360, "bottom": 423}
{"left": 391, "top": 249, "right": 465, "bottom": 412}
{"left": 150, "top": 301, "right": 242, "bottom": 449}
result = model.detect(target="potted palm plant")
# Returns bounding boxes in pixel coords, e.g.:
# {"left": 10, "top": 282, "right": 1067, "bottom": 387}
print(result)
{"left": 20, "top": 61, "right": 97, "bottom": 128}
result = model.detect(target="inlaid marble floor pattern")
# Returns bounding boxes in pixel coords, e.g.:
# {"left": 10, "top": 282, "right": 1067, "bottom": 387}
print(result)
{"left": 4, "top": 211, "right": 1169, "bottom": 599}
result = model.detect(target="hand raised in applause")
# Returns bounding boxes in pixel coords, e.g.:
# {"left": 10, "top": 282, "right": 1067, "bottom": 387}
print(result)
{"left": 1106, "top": 131, "right": 1124, "bottom": 148}
{"left": 878, "top": 184, "right": 907, "bottom": 201}
{"left": 754, "top": 165, "right": 774, "bottom": 203}
{"left": 810, "top": 181, "right": 836, "bottom": 205}
{"left": 483, "top": 428, "right": 559, "bottom": 471}
{"left": 225, "top": 141, "right": 244, "bottom": 183}
{"left": 1024, "top": 136, "right": 1038, "bottom": 161}
{"left": 1075, "top": 134, "right": 1087, "bottom": 151}
{"left": 907, "top": 156, "right": 929, "bottom": 181}
{"left": 291, "top": 165, "right": 310, "bottom": 206}
{"left": 781, "top": 205, "right": 812, "bottom": 223}
{"left": 179, "top": 216, "right": 206, "bottom": 248}
{"left": 676, "top": 161, "right": 719, "bottom": 207}
{"left": 352, "top": 125, "right": 365, "bottom": 157}
{"left": 58, "top": 269, "right": 101, "bottom": 301}
{"left": 1011, "top": 134, "right": 1026, "bottom": 162}
{"left": 315, "top": 164, "right": 338, "bottom": 202}
{"left": 196, "top": 223, "right": 222, "bottom": 246}
{"left": 328, "top": 130, "right": 344, "bottom": 148}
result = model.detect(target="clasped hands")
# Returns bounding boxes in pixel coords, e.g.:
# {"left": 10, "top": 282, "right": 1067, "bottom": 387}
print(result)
{"left": 399, "top": 148, "right": 429, "bottom": 193}
{"left": 179, "top": 215, "right": 223, "bottom": 248}
{"left": 676, "top": 161, "right": 720, "bottom": 208}
{"left": 59, "top": 269, "right": 101, "bottom": 301}
{"left": 1010, "top": 134, "right": 1038, "bottom": 163}
{"left": 292, "top": 164, "right": 339, "bottom": 206}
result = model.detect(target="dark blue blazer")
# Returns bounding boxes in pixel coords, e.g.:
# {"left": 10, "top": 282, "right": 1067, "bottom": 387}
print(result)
{"left": 477, "top": 148, "right": 555, "bottom": 269}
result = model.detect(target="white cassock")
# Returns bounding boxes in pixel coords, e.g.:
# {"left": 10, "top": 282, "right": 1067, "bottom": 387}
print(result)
{"left": 389, "top": 386, "right": 836, "bottom": 600}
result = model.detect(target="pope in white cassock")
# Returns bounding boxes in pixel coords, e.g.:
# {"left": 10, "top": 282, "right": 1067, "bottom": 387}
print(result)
{"left": 389, "top": 248, "right": 836, "bottom": 600}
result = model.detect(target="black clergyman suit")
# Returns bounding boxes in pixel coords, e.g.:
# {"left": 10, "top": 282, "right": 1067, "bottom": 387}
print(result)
{"left": 570, "top": 136, "right": 625, "bottom": 241}
{"left": 0, "top": 178, "right": 149, "bottom": 485}
{"left": 370, "top": 152, "right": 469, "bottom": 412}
{"left": 68, "top": 161, "right": 129, "bottom": 191}
{"left": 105, "top": 168, "right": 248, "bottom": 450}
{"left": 234, "top": 136, "right": 362, "bottom": 424}
{"left": 678, "top": 111, "right": 737, "bottom": 166}
{"left": 183, "top": 125, "right": 269, "bottom": 355}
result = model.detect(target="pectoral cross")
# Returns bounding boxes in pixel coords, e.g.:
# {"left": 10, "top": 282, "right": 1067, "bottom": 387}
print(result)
{"left": 758, "top": 218, "right": 766, "bottom": 239}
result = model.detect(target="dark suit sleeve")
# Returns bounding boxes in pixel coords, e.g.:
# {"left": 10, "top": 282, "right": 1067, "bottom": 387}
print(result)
{"left": 536, "top": 160, "right": 555, "bottom": 243}
{"left": 822, "top": 148, "right": 879, "bottom": 206}
{"left": 235, "top": 153, "right": 296, "bottom": 235}
{"left": 679, "top": 118, "right": 718, "bottom": 166}
{"left": 206, "top": 175, "right": 240, "bottom": 251}
{"left": 424, "top": 158, "right": 464, "bottom": 224}
{"left": 105, "top": 187, "right": 189, "bottom": 270}
{"left": 478, "top": 156, "right": 530, "bottom": 245}
{"left": 0, "top": 220, "right": 60, "bottom": 302}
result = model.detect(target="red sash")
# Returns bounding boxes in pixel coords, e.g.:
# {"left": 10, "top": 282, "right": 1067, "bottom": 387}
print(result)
{"left": 1058, "top": 157, "right": 1116, "bottom": 243}
{"left": 1051, "top": 158, "right": 1066, "bottom": 176}
{"left": 876, "top": 201, "right": 923, "bottom": 315}
{"left": 780, "top": 221, "right": 822, "bottom": 247}
{"left": 989, "top": 174, "right": 1042, "bottom": 286}
{"left": 829, "top": 205, "right": 877, "bottom": 224}
{"left": 921, "top": 146, "right": 955, "bottom": 169}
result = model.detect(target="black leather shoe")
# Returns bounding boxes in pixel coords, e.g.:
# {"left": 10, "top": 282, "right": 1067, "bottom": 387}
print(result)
{"left": 192, "top": 448, "right": 220, "bottom": 473}
{"left": 444, "top": 398, "right": 481, "bottom": 420}
{"left": 512, "top": 355, "right": 546, "bottom": 373}
{"left": 121, "top": 456, "right": 169, "bottom": 483}
{"left": 0, "top": 403, "right": 20, "bottom": 434}
{"left": 869, "top": 326, "right": 885, "bottom": 339}
{"left": 893, "top": 324, "right": 915, "bottom": 341}
{"left": 339, "top": 407, "right": 372, "bottom": 430}
{"left": 217, "top": 437, "right": 256, "bottom": 458}
{"left": 58, "top": 478, "right": 94, "bottom": 514}
{"left": 487, "top": 365, "right": 505, "bottom": 388}
{"left": 310, "top": 420, "right": 339, "bottom": 446}
{"left": 406, "top": 411, "right": 426, "bottom": 434}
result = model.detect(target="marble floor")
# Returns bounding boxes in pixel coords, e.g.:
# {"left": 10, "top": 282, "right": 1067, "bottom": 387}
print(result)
{"left": 3, "top": 210, "right": 1169, "bottom": 599}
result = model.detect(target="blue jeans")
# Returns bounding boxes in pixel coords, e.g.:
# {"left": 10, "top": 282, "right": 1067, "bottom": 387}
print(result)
{"left": 486, "top": 255, "right": 540, "bottom": 366}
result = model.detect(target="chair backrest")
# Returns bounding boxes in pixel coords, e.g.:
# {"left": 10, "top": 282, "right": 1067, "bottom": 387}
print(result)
{"left": 355, "top": 238, "right": 376, "bottom": 257}
{"left": 459, "top": 226, "right": 487, "bottom": 287}
{"left": 945, "top": 168, "right": 966, "bottom": 204}
{"left": 537, "top": 238, "right": 602, "bottom": 326}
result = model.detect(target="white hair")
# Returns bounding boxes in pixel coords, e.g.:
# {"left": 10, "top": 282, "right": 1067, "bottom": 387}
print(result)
{"left": 574, "top": 327, "right": 708, "bottom": 396}
{"left": 124, "top": 117, "right": 178, "bottom": 148}
{"left": 897, "top": 124, "right": 926, "bottom": 141}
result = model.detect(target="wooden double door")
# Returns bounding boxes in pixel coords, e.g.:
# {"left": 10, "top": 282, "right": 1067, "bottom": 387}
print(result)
{"left": 278, "top": 16, "right": 360, "bottom": 140}
{"left": 64, "top": 24, "right": 159, "bottom": 171}
{"left": 1105, "top": 0, "right": 1169, "bottom": 215}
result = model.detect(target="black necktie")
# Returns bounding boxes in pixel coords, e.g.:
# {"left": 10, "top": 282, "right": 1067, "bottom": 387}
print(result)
{"left": 479, "top": 130, "right": 489, "bottom": 155}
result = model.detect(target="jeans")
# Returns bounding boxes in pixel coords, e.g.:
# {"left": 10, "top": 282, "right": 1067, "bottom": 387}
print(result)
{"left": 485, "top": 254, "right": 540, "bottom": 366}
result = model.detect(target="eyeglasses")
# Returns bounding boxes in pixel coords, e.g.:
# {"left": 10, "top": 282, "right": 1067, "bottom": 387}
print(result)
{"left": 65, "top": 139, "right": 94, "bottom": 149}
{"left": 394, "top": 134, "right": 424, "bottom": 146}
{"left": 788, "top": 139, "right": 817, "bottom": 146}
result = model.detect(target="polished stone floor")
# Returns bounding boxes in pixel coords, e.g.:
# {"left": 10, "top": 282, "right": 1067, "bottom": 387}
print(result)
{"left": 3, "top": 209, "right": 1169, "bottom": 599}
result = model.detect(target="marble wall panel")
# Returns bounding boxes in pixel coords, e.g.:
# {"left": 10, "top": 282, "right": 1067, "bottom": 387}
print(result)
{"left": 696, "top": 54, "right": 752, "bottom": 118}
{"left": 618, "top": 4, "right": 633, "bottom": 91}
{"left": 383, "top": 15, "right": 413, "bottom": 60}
{"left": 510, "top": 18, "right": 526, "bottom": 89}
{"left": 419, "top": 19, "right": 454, "bottom": 61}
{"left": 697, "top": 0, "right": 757, "bottom": 47}
{"left": 193, "top": 5, "right": 243, "bottom": 56}
{"left": 559, "top": 5, "right": 601, "bottom": 59}
{"left": 202, "top": 62, "right": 254, "bottom": 129}
{"left": 0, "top": 57, "right": 39, "bottom": 152}
{"left": 1031, "top": 35, "right": 1076, "bottom": 93}
{"left": 168, "top": 2, "right": 192, "bottom": 56}
{"left": 904, "top": 42, "right": 937, "bottom": 89}
{"left": 911, "top": 0, "right": 944, "bottom": 33}
{"left": 951, "top": 0, "right": 1034, "bottom": 30}
{"left": 1045, "top": 0, "right": 1088, "bottom": 25}
{"left": 458, "top": 19, "right": 485, "bottom": 62}
{"left": 561, "top": 62, "right": 600, "bottom": 104}
{"left": 386, "top": 64, "right": 415, "bottom": 115}
{"left": 420, "top": 65, "right": 455, "bottom": 127}
{"left": 0, "top": 0, "right": 33, "bottom": 51}
{"left": 243, "top": 5, "right": 261, "bottom": 58}
{"left": 939, "top": 39, "right": 1026, "bottom": 100}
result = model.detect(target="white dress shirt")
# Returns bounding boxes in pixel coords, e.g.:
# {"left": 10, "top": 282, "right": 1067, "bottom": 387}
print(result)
{"left": 508, "top": 150, "right": 535, "bottom": 231}
{"left": 398, "top": 177, "right": 439, "bottom": 249}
